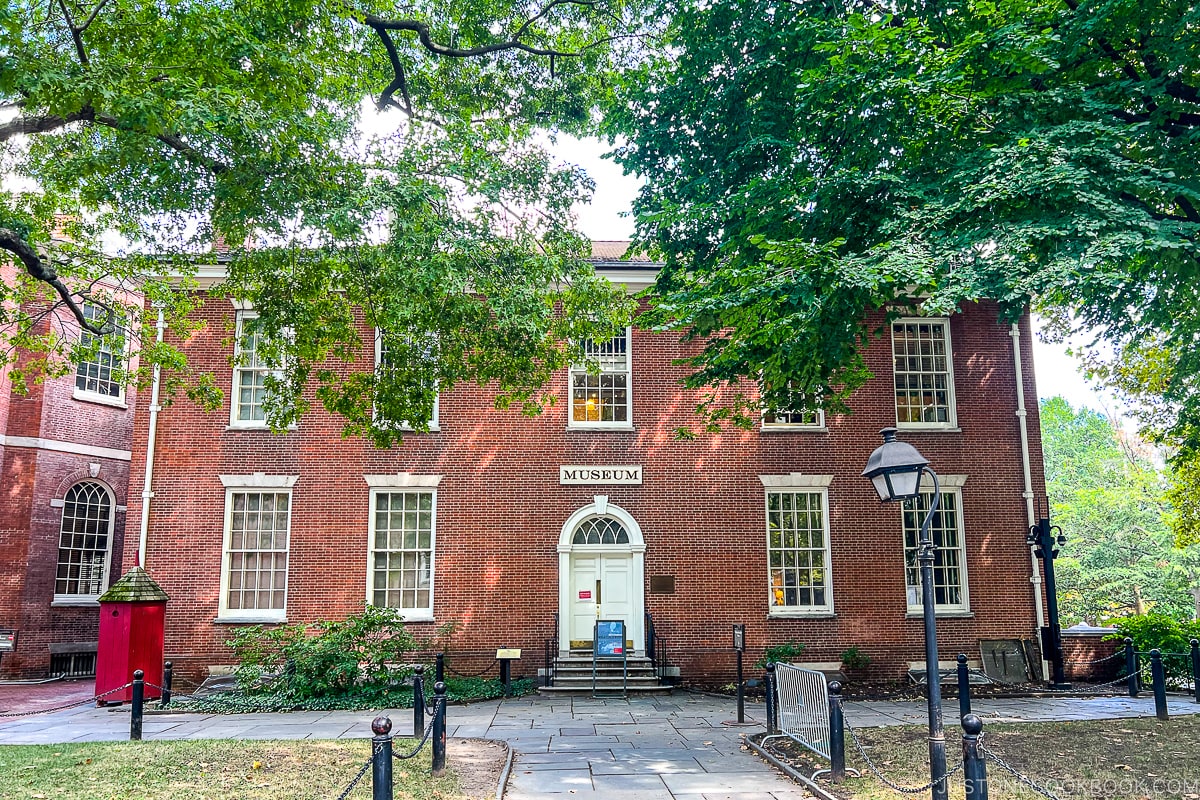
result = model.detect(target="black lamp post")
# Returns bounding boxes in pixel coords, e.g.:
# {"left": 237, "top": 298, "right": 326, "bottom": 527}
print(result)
{"left": 1028, "top": 515, "right": 1070, "bottom": 688}
{"left": 862, "top": 427, "right": 948, "bottom": 800}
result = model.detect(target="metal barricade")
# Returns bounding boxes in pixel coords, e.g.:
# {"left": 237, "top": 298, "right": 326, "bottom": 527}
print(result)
{"left": 764, "top": 663, "right": 831, "bottom": 760}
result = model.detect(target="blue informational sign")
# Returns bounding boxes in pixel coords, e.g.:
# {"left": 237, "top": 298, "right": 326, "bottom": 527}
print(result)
{"left": 595, "top": 620, "right": 625, "bottom": 657}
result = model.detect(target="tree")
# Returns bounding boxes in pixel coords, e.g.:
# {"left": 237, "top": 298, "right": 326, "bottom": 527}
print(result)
{"left": 606, "top": 0, "right": 1199, "bottom": 425}
{"left": 1, "top": 0, "right": 642, "bottom": 443}
{"left": 1040, "top": 396, "right": 1197, "bottom": 624}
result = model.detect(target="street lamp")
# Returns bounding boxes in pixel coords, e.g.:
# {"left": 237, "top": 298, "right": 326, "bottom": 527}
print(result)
{"left": 861, "top": 427, "right": 948, "bottom": 800}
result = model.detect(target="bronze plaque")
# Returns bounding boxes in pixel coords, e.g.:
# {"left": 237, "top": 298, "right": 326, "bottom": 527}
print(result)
{"left": 650, "top": 575, "right": 675, "bottom": 594}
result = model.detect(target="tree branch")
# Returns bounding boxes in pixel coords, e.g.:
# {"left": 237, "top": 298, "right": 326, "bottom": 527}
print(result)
{"left": 0, "top": 109, "right": 94, "bottom": 143}
{"left": 0, "top": 227, "right": 113, "bottom": 334}
{"left": 363, "top": 14, "right": 579, "bottom": 58}
{"left": 56, "top": 0, "right": 89, "bottom": 66}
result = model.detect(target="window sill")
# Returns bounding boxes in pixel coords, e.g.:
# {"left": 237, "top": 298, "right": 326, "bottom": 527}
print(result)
{"left": 906, "top": 610, "right": 973, "bottom": 619}
{"left": 895, "top": 425, "right": 962, "bottom": 433}
{"left": 214, "top": 616, "right": 289, "bottom": 624}
{"left": 760, "top": 426, "right": 828, "bottom": 434}
{"left": 225, "top": 424, "right": 299, "bottom": 432}
{"left": 567, "top": 424, "right": 635, "bottom": 432}
{"left": 401, "top": 615, "right": 436, "bottom": 623}
{"left": 73, "top": 390, "right": 127, "bottom": 409}
{"left": 768, "top": 611, "right": 836, "bottom": 620}
{"left": 52, "top": 597, "right": 100, "bottom": 607}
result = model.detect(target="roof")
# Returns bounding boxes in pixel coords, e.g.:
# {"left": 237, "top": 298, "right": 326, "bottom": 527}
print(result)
{"left": 98, "top": 567, "right": 169, "bottom": 603}
{"left": 589, "top": 241, "right": 653, "bottom": 263}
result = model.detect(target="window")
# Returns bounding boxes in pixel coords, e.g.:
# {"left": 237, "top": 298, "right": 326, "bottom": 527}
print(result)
{"left": 375, "top": 329, "right": 439, "bottom": 430}
{"left": 74, "top": 303, "right": 124, "bottom": 403}
{"left": 369, "top": 491, "right": 435, "bottom": 618}
{"left": 766, "top": 489, "right": 833, "bottom": 614}
{"left": 892, "top": 319, "right": 956, "bottom": 427}
{"left": 762, "top": 408, "right": 825, "bottom": 429}
{"left": 55, "top": 482, "right": 113, "bottom": 601}
{"left": 570, "top": 330, "right": 631, "bottom": 427}
{"left": 902, "top": 490, "right": 968, "bottom": 612}
{"left": 220, "top": 489, "right": 291, "bottom": 620}
{"left": 572, "top": 517, "right": 630, "bottom": 545}
{"left": 231, "top": 311, "right": 271, "bottom": 425}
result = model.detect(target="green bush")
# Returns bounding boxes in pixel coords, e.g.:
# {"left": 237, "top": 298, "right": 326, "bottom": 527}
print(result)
{"left": 225, "top": 606, "right": 419, "bottom": 700}
{"left": 1108, "top": 613, "right": 1200, "bottom": 655}
{"left": 840, "top": 646, "right": 870, "bottom": 671}
{"left": 755, "top": 640, "right": 806, "bottom": 669}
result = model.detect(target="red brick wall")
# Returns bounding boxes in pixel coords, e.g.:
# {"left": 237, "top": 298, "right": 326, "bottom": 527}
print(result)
{"left": 1062, "top": 628, "right": 1123, "bottom": 683}
{"left": 124, "top": 296, "right": 1047, "bottom": 684}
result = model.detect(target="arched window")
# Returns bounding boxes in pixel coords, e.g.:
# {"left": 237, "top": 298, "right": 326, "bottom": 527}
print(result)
{"left": 55, "top": 482, "right": 112, "bottom": 599}
{"left": 571, "top": 516, "right": 630, "bottom": 545}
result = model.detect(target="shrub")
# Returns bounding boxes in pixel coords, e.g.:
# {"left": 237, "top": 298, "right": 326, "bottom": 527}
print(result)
{"left": 1108, "top": 613, "right": 1200, "bottom": 655}
{"left": 841, "top": 646, "right": 870, "bottom": 671}
{"left": 226, "top": 606, "right": 419, "bottom": 700}
{"left": 755, "top": 640, "right": 806, "bottom": 669}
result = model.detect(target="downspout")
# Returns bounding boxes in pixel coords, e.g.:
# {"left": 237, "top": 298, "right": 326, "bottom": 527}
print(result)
{"left": 137, "top": 306, "right": 166, "bottom": 568}
{"left": 1011, "top": 321, "right": 1048, "bottom": 678}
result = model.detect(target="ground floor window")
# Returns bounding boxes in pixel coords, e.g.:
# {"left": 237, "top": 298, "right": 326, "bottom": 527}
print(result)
{"left": 55, "top": 481, "right": 113, "bottom": 600}
{"left": 369, "top": 490, "right": 435, "bottom": 618}
{"left": 221, "top": 490, "right": 290, "bottom": 620}
{"left": 766, "top": 489, "right": 832, "bottom": 614}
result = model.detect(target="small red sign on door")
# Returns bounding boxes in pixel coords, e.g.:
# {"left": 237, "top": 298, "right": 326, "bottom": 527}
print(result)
{"left": 579, "top": 590, "right": 592, "bottom": 600}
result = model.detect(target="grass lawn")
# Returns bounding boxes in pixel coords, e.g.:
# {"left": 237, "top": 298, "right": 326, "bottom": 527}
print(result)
{"left": 0, "top": 738, "right": 474, "bottom": 800}
{"left": 765, "top": 715, "right": 1200, "bottom": 799}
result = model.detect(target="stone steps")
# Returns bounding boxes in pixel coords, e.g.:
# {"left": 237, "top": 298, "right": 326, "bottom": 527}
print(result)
{"left": 539, "top": 654, "right": 673, "bottom": 695}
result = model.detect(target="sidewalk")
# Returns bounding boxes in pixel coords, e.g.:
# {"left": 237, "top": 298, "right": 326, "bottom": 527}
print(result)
{"left": 2, "top": 689, "right": 1197, "bottom": 798}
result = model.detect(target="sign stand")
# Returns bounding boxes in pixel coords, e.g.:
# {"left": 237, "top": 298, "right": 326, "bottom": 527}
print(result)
{"left": 592, "top": 619, "right": 628, "bottom": 698}
{"left": 723, "top": 623, "right": 757, "bottom": 726}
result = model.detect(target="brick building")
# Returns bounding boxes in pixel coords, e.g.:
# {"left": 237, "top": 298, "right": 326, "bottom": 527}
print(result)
{"left": 123, "top": 244, "right": 1049, "bottom": 684}
{"left": 0, "top": 256, "right": 136, "bottom": 679}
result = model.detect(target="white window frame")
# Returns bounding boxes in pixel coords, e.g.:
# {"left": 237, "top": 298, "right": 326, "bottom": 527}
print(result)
{"left": 760, "top": 474, "right": 835, "bottom": 618}
{"left": 365, "top": 478, "right": 439, "bottom": 622}
{"left": 891, "top": 317, "right": 957, "bottom": 429}
{"left": 217, "top": 474, "right": 297, "bottom": 623}
{"left": 374, "top": 328, "right": 440, "bottom": 432}
{"left": 901, "top": 480, "right": 970, "bottom": 615}
{"left": 229, "top": 310, "right": 273, "bottom": 428}
{"left": 52, "top": 481, "right": 115, "bottom": 606}
{"left": 73, "top": 303, "right": 127, "bottom": 408}
{"left": 761, "top": 407, "right": 826, "bottom": 431}
{"left": 568, "top": 327, "right": 634, "bottom": 429}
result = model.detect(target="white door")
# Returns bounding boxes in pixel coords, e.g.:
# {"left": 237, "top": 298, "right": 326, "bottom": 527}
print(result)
{"left": 569, "top": 553, "right": 634, "bottom": 647}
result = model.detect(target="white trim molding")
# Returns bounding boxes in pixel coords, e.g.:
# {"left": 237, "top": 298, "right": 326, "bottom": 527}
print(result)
{"left": 219, "top": 473, "right": 300, "bottom": 488}
{"left": 921, "top": 473, "right": 968, "bottom": 489}
{"left": 2, "top": 436, "right": 132, "bottom": 461}
{"left": 363, "top": 473, "right": 443, "bottom": 488}
{"left": 759, "top": 473, "right": 835, "bottom": 488}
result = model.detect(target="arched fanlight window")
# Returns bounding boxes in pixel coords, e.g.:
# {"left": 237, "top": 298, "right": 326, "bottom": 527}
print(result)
{"left": 55, "top": 482, "right": 112, "bottom": 598}
{"left": 571, "top": 516, "right": 630, "bottom": 545}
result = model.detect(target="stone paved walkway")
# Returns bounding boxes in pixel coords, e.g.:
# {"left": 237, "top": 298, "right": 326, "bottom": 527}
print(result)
{"left": 2, "top": 688, "right": 1198, "bottom": 798}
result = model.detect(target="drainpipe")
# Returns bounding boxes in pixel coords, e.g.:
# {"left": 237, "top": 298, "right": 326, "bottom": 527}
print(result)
{"left": 137, "top": 306, "right": 166, "bottom": 568}
{"left": 1011, "top": 321, "right": 1049, "bottom": 678}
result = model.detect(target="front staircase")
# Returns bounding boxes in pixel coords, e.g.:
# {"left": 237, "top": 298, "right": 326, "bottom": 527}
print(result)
{"left": 540, "top": 650, "right": 674, "bottom": 694}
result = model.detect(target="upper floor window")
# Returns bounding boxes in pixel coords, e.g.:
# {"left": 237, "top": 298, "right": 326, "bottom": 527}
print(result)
{"left": 766, "top": 489, "right": 833, "bottom": 615}
{"left": 375, "top": 329, "right": 439, "bottom": 430}
{"left": 74, "top": 303, "right": 124, "bottom": 404}
{"left": 231, "top": 311, "right": 275, "bottom": 426}
{"left": 55, "top": 481, "right": 113, "bottom": 602}
{"left": 902, "top": 489, "right": 968, "bottom": 613}
{"left": 892, "top": 319, "right": 956, "bottom": 428}
{"left": 762, "top": 408, "right": 825, "bottom": 429}
{"left": 570, "top": 329, "right": 631, "bottom": 427}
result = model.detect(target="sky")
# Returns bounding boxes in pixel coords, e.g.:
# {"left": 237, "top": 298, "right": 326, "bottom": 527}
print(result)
{"left": 550, "top": 134, "right": 1119, "bottom": 418}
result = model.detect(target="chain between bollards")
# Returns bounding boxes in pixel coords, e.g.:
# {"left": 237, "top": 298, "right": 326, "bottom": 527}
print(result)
{"left": 130, "top": 670, "right": 144, "bottom": 741}
{"left": 957, "top": 654, "right": 971, "bottom": 720}
{"left": 431, "top": 681, "right": 447, "bottom": 777}
{"left": 962, "top": 714, "right": 987, "bottom": 800}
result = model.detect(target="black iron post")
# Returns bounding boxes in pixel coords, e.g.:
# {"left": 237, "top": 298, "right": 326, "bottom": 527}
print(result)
{"left": 1027, "top": 516, "right": 1070, "bottom": 688}
{"left": 130, "top": 669, "right": 144, "bottom": 741}
{"left": 733, "top": 624, "right": 746, "bottom": 724}
{"left": 961, "top": 714, "right": 988, "bottom": 800}
{"left": 1125, "top": 638, "right": 1139, "bottom": 698}
{"left": 412, "top": 666, "right": 425, "bottom": 738}
{"left": 1150, "top": 649, "right": 1169, "bottom": 721}
{"left": 957, "top": 654, "right": 971, "bottom": 720}
{"left": 1191, "top": 639, "right": 1200, "bottom": 703}
{"left": 435, "top": 653, "right": 445, "bottom": 684}
{"left": 914, "top": 469, "right": 949, "bottom": 800}
{"left": 431, "top": 682, "right": 447, "bottom": 777}
{"left": 764, "top": 663, "right": 778, "bottom": 735}
{"left": 160, "top": 661, "right": 173, "bottom": 708}
{"left": 828, "top": 681, "right": 846, "bottom": 783}
{"left": 499, "top": 657, "right": 511, "bottom": 697}
{"left": 371, "top": 716, "right": 394, "bottom": 800}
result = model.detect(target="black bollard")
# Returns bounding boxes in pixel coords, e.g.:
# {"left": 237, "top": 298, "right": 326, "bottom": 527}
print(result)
{"left": 962, "top": 714, "right": 988, "bottom": 800}
{"left": 413, "top": 666, "right": 426, "bottom": 737}
{"left": 736, "top": 648, "right": 745, "bottom": 724}
{"left": 764, "top": 663, "right": 778, "bottom": 736}
{"left": 1125, "top": 638, "right": 1138, "bottom": 698}
{"left": 500, "top": 657, "right": 511, "bottom": 697}
{"left": 431, "top": 681, "right": 447, "bottom": 777}
{"left": 435, "top": 653, "right": 445, "bottom": 684}
{"left": 1191, "top": 639, "right": 1199, "bottom": 703}
{"left": 371, "top": 716, "right": 394, "bottom": 800}
{"left": 957, "top": 653, "right": 971, "bottom": 720}
{"left": 161, "top": 661, "right": 173, "bottom": 708}
{"left": 130, "top": 669, "right": 144, "bottom": 741}
{"left": 1150, "top": 649, "right": 1169, "bottom": 721}
{"left": 828, "top": 681, "right": 846, "bottom": 784}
